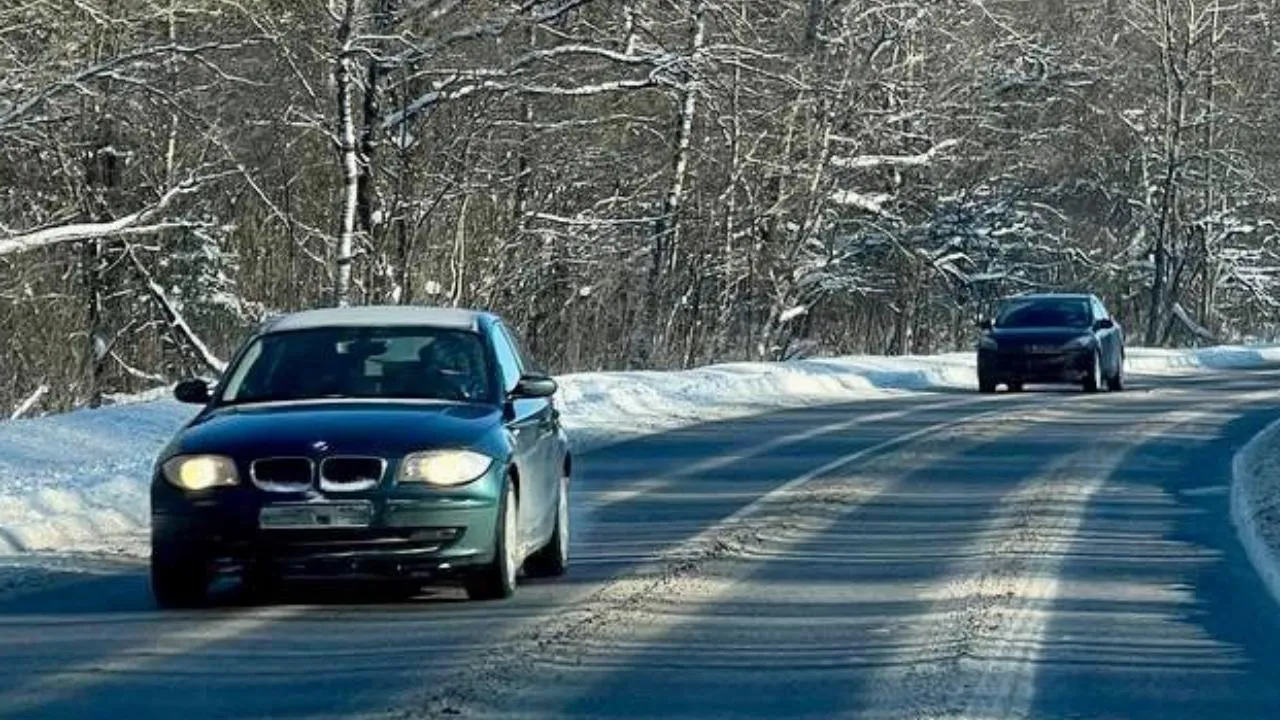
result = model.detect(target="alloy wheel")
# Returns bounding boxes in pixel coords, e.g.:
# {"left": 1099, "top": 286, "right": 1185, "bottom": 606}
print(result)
{"left": 557, "top": 475, "right": 570, "bottom": 566}
{"left": 502, "top": 485, "right": 519, "bottom": 589}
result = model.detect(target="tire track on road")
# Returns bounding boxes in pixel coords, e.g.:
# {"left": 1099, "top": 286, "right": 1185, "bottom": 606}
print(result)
{"left": 581, "top": 395, "right": 999, "bottom": 509}
{"left": 399, "top": 393, "right": 1107, "bottom": 718}
{"left": 856, "top": 388, "right": 1278, "bottom": 720}
{"left": 0, "top": 605, "right": 305, "bottom": 719}
{"left": 0, "top": 394, "right": 1004, "bottom": 719}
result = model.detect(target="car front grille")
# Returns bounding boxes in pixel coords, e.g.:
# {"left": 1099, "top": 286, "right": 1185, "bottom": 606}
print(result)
{"left": 250, "top": 457, "right": 314, "bottom": 492}
{"left": 319, "top": 456, "right": 386, "bottom": 492}
{"left": 1022, "top": 344, "right": 1063, "bottom": 354}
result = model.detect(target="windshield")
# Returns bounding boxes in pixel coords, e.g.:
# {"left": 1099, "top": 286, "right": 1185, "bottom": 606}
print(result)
{"left": 218, "top": 326, "right": 495, "bottom": 405}
{"left": 994, "top": 298, "right": 1092, "bottom": 329}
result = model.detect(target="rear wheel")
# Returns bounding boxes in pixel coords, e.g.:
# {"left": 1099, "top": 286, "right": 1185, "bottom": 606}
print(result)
{"left": 978, "top": 375, "right": 997, "bottom": 393}
{"left": 525, "top": 473, "right": 569, "bottom": 578}
{"left": 1008, "top": 381, "right": 1025, "bottom": 392}
{"left": 151, "top": 542, "right": 212, "bottom": 609}
{"left": 465, "top": 480, "right": 519, "bottom": 601}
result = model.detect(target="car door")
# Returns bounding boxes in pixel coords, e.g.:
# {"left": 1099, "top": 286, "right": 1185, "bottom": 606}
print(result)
{"left": 495, "top": 322, "right": 559, "bottom": 545}
{"left": 1091, "top": 296, "right": 1121, "bottom": 376}
{"left": 490, "top": 323, "right": 543, "bottom": 552}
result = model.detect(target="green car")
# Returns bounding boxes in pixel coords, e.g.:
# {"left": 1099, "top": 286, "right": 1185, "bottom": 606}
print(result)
{"left": 149, "top": 306, "right": 572, "bottom": 607}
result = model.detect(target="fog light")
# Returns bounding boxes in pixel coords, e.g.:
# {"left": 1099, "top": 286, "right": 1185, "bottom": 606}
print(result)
{"left": 412, "top": 528, "right": 460, "bottom": 541}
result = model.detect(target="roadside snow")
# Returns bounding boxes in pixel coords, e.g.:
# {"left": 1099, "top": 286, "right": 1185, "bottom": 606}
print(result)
{"left": 1231, "top": 416, "right": 1280, "bottom": 609}
{"left": 553, "top": 352, "right": 976, "bottom": 450}
{"left": 0, "top": 344, "right": 1276, "bottom": 560}
{"left": 1128, "top": 344, "right": 1280, "bottom": 374}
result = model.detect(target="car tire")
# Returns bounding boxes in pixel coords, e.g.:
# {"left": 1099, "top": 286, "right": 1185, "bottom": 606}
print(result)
{"left": 1083, "top": 351, "right": 1102, "bottom": 393}
{"left": 1106, "top": 355, "right": 1125, "bottom": 392}
{"left": 525, "top": 473, "right": 570, "bottom": 578}
{"left": 1008, "top": 381, "right": 1025, "bottom": 392}
{"left": 978, "top": 376, "right": 997, "bottom": 393}
{"left": 241, "top": 563, "right": 282, "bottom": 603}
{"left": 464, "top": 480, "right": 518, "bottom": 601}
{"left": 151, "top": 542, "right": 212, "bottom": 609}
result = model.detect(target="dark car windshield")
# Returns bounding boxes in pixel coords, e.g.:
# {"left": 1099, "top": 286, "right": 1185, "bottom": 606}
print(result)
{"left": 994, "top": 298, "right": 1092, "bottom": 329}
{"left": 217, "top": 326, "right": 495, "bottom": 405}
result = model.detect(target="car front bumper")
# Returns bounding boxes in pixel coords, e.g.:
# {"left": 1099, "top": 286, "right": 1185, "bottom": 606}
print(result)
{"left": 978, "top": 348, "right": 1093, "bottom": 384}
{"left": 151, "top": 472, "right": 502, "bottom": 579}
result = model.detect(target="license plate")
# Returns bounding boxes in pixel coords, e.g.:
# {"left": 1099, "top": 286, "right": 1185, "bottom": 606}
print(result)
{"left": 1025, "top": 345, "right": 1060, "bottom": 354}
{"left": 259, "top": 502, "right": 373, "bottom": 529}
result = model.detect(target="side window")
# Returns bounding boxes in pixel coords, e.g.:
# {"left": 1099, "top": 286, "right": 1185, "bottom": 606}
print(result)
{"left": 500, "top": 323, "right": 542, "bottom": 374}
{"left": 491, "top": 325, "right": 523, "bottom": 393}
{"left": 1092, "top": 297, "right": 1109, "bottom": 320}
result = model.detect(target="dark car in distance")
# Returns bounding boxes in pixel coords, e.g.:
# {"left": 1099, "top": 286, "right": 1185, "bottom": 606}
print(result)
{"left": 150, "top": 306, "right": 571, "bottom": 607}
{"left": 976, "top": 293, "right": 1125, "bottom": 393}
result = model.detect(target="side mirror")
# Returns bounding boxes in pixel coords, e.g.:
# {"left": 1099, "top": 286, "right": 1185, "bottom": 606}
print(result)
{"left": 1094, "top": 318, "right": 1115, "bottom": 330}
{"left": 174, "top": 378, "right": 212, "bottom": 404}
{"left": 510, "top": 373, "right": 557, "bottom": 399}
{"left": 976, "top": 317, "right": 993, "bottom": 330}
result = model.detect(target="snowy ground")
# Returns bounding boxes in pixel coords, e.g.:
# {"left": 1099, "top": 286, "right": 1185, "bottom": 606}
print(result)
{"left": 1, "top": 342, "right": 1279, "bottom": 561}
{"left": 1232, "top": 415, "right": 1280, "bottom": 610}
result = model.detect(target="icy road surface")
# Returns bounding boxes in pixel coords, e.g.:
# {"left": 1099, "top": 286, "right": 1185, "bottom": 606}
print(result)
{"left": 3, "top": 371, "right": 1280, "bottom": 718}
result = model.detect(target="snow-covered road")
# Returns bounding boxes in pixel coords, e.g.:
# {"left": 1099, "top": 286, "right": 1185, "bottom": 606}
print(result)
{"left": 1, "top": 364, "right": 1280, "bottom": 718}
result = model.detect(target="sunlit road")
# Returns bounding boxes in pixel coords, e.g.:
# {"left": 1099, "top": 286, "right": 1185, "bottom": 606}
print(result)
{"left": 3, "top": 370, "right": 1280, "bottom": 718}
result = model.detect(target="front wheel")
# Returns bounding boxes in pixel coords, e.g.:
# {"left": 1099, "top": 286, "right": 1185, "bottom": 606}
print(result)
{"left": 465, "top": 480, "right": 519, "bottom": 601}
{"left": 525, "top": 474, "right": 569, "bottom": 578}
{"left": 151, "top": 542, "right": 212, "bottom": 609}
{"left": 240, "top": 563, "right": 283, "bottom": 603}
{"left": 1082, "top": 351, "right": 1102, "bottom": 393}
{"left": 1106, "top": 354, "right": 1125, "bottom": 391}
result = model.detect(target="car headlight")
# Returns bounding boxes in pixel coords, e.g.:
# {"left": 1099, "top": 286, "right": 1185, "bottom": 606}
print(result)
{"left": 399, "top": 450, "right": 494, "bottom": 487}
{"left": 978, "top": 336, "right": 998, "bottom": 350}
{"left": 161, "top": 455, "right": 239, "bottom": 491}
{"left": 1062, "top": 335, "right": 1093, "bottom": 350}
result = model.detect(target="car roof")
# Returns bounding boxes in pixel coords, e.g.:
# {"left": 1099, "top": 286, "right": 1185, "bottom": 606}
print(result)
{"left": 257, "top": 305, "right": 496, "bottom": 335}
{"left": 1001, "top": 292, "right": 1095, "bottom": 302}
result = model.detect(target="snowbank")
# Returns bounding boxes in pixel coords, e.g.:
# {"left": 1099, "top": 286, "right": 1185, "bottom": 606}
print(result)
{"left": 553, "top": 352, "right": 975, "bottom": 450}
{"left": 1128, "top": 344, "right": 1280, "bottom": 374}
{"left": 0, "top": 344, "right": 1276, "bottom": 559}
{"left": 1231, "top": 417, "right": 1280, "bottom": 610}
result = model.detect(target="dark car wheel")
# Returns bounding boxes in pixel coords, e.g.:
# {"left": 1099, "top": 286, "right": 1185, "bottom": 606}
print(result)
{"left": 241, "top": 563, "right": 283, "bottom": 603}
{"left": 151, "top": 543, "right": 212, "bottom": 609}
{"left": 1082, "top": 351, "right": 1102, "bottom": 393}
{"left": 465, "top": 480, "right": 518, "bottom": 601}
{"left": 978, "top": 375, "right": 997, "bottom": 393}
{"left": 1106, "top": 354, "right": 1125, "bottom": 392}
{"left": 1007, "top": 381, "right": 1024, "bottom": 392}
{"left": 525, "top": 473, "right": 570, "bottom": 578}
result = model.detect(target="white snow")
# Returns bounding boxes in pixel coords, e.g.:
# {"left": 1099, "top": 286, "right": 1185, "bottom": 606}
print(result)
{"left": 0, "top": 343, "right": 1277, "bottom": 560}
{"left": 1231, "top": 415, "right": 1280, "bottom": 610}
{"left": 1126, "top": 343, "right": 1280, "bottom": 373}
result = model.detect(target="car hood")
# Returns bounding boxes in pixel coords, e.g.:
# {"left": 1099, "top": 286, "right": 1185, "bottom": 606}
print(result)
{"left": 988, "top": 327, "right": 1093, "bottom": 345}
{"left": 169, "top": 400, "right": 503, "bottom": 459}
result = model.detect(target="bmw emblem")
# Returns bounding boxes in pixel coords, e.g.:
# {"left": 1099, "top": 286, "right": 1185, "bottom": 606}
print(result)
{"left": 311, "top": 440, "right": 330, "bottom": 453}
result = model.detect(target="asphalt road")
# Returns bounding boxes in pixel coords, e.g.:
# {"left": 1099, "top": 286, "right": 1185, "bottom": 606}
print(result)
{"left": 3, "top": 370, "right": 1280, "bottom": 718}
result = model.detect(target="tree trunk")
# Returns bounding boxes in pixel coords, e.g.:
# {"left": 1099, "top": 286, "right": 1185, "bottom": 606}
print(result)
{"left": 1146, "top": 0, "right": 1187, "bottom": 346}
{"left": 449, "top": 194, "right": 470, "bottom": 307}
{"left": 1199, "top": 1, "right": 1221, "bottom": 333}
{"left": 81, "top": 239, "right": 106, "bottom": 408}
{"left": 333, "top": 0, "right": 363, "bottom": 308}
{"left": 640, "top": 0, "right": 705, "bottom": 365}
